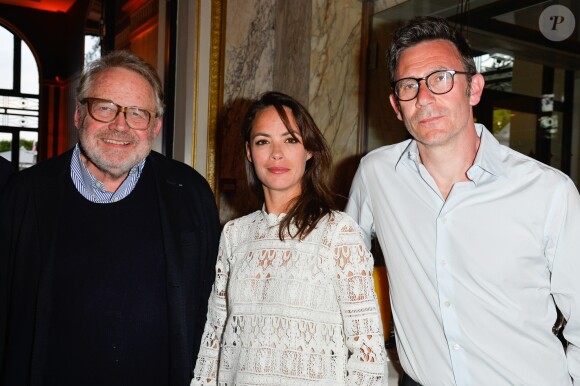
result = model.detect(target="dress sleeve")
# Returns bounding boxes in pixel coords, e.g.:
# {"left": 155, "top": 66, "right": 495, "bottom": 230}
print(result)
{"left": 331, "top": 214, "right": 388, "bottom": 385}
{"left": 549, "top": 179, "right": 580, "bottom": 383}
{"left": 191, "top": 225, "right": 232, "bottom": 385}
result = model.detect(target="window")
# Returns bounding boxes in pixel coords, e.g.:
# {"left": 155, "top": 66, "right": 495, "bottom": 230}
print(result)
{"left": 85, "top": 34, "right": 101, "bottom": 65}
{"left": 0, "top": 24, "right": 39, "bottom": 170}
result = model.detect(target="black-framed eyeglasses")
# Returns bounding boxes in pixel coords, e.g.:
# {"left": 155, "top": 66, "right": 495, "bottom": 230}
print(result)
{"left": 391, "top": 70, "right": 473, "bottom": 101}
{"left": 80, "top": 97, "right": 157, "bottom": 130}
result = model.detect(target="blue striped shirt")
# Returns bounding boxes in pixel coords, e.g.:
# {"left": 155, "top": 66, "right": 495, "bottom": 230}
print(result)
{"left": 70, "top": 144, "right": 146, "bottom": 203}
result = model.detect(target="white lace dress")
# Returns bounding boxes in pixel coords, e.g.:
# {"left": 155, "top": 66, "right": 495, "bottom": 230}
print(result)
{"left": 192, "top": 209, "right": 388, "bottom": 385}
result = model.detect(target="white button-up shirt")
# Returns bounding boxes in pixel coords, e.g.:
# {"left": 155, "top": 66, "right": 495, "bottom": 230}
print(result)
{"left": 346, "top": 124, "right": 580, "bottom": 385}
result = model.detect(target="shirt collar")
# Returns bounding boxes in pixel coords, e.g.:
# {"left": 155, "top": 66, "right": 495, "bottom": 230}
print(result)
{"left": 395, "top": 124, "right": 504, "bottom": 182}
{"left": 71, "top": 144, "right": 146, "bottom": 203}
{"left": 261, "top": 204, "right": 286, "bottom": 227}
{"left": 395, "top": 140, "right": 418, "bottom": 171}
{"left": 469, "top": 123, "right": 503, "bottom": 179}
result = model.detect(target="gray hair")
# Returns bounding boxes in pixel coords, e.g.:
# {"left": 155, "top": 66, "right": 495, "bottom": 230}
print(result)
{"left": 76, "top": 50, "right": 165, "bottom": 116}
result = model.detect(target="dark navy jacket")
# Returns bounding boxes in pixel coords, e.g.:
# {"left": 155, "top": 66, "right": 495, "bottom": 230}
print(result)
{"left": 0, "top": 149, "right": 220, "bottom": 386}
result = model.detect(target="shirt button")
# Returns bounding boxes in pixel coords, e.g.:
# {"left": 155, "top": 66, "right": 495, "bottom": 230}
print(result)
{"left": 453, "top": 343, "right": 461, "bottom": 350}
{"left": 440, "top": 259, "right": 447, "bottom": 266}
{"left": 444, "top": 301, "right": 451, "bottom": 308}
{"left": 441, "top": 217, "right": 448, "bottom": 224}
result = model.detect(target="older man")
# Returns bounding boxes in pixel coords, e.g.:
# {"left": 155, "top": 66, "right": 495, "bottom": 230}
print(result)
{"left": 0, "top": 51, "right": 220, "bottom": 386}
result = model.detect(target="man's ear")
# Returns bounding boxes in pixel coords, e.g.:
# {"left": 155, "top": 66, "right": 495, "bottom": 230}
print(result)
{"left": 389, "top": 93, "right": 403, "bottom": 121}
{"left": 152, "top": 116, "right": 163, "bottom": 138}
{"left": 245, "top": 142, "right": 252, "bottom": 163}
{"left": 74, "top": 103, "right": 81, "bottom": 128}
{"left": 468, "top": 73, "right": 485, "bottom": 106}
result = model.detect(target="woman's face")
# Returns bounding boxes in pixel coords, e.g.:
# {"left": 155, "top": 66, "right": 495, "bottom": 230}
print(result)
{"left": 246, "top": 106, "right": 312, "bottom": 208}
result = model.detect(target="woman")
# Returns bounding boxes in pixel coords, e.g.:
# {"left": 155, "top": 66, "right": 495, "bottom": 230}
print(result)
{"left": 193, "top": 92, "right": 387, "bottom": 385}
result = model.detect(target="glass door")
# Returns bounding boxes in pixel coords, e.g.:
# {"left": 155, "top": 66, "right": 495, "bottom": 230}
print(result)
{"left": 473, "top": 57, "right": 574, "bottom": 174}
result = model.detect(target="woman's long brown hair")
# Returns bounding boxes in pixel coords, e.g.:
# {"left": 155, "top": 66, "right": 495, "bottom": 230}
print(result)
{"left": 242, "top": 91, "right": 336, "bottom": 240}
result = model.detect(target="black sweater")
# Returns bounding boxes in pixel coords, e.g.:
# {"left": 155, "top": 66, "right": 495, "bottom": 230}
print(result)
{"left": 0, "top": 150, "right": 221, "bottom": 386}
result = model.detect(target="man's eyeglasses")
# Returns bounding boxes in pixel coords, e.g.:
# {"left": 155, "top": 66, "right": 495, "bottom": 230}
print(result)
{"left": 80, "top": 97, "right": 157, "bottom": 130}
{"left": 391, "top": 70, "right": 473, "bottom": 101}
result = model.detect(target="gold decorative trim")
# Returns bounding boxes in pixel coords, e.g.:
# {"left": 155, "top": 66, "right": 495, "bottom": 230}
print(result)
{"left": 192, "top": 0, "right": 200, "bottom": 176}
{"left": 206, "top": 0, "right": 226, "bottom": 196}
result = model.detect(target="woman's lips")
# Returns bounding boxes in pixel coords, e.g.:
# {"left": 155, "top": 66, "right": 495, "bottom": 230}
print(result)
{"left": 267, "top": 167, "right": 289, "bottom": 174}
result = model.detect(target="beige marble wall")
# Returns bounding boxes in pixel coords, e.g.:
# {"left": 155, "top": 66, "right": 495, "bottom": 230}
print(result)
{"left": 224, "top": 1, "right": 275, "bottom": 99}
{"left": 218, "top": 0, "right": 275, "bottom": 222}
{"left": 273, "top": 0, "right": 312, "bottom": 105}
{"left": 218, "top": 0, "right": 403, "bottom": 222}
{"left": 374, "top": 0, "right": 408, "bottom": 14}
{"left": 309, "top": 0, "right": 364, "bottom": 207}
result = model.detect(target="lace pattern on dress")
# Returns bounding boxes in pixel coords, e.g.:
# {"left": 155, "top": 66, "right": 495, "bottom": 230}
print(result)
{"left": 192, "top": 210, "right": 387, "bottom": 385}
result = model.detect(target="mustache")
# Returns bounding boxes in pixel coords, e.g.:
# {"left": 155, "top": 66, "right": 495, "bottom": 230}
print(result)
{"left": 96, "top": 130, "right": 138, "bottom": 141}
{"left": 80, "top": 125, "right": 139, "bottom": 142}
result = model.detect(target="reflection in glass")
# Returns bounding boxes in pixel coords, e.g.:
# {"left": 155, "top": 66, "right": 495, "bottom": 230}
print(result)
{"left": 475, "top": 53, "right": 513, "bottom": 92}
{"left": 21, "top": 43, "right": 39, "bottom": 95}
{"left": 0, "top": 26, "right": 14, "bottom": 90}
{"left": 0, "top": 131, "right": 37, "bottom": 169}
{"left": 549, "top": 111, "right": 563, "bottom": 170}
{"left": 492, "top": 108, "right": 511, "bottom": 147}
{"left": 0, "top": 23, "right": 39, "bottom": 171}
{"left": 19, "top": 130, "right": 37, "bottom": 169}
{"left": 0, "top": 132, "right": 12, "bottom": 161}
{"left": 490, "top": 108, "right": 538, "bottom": 161}
{"left": 0, "top": 96, "right": 39, "bottom": 128}
{"left": 85, "top": 35, "right": 101, "bottom": 65}
{"left": 509, "top": 110, "right": 537, "bottom": 160}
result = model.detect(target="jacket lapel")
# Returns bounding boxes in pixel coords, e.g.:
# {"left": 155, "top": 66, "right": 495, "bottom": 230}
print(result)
{"left": 149, "top": 154, "right": 189, "bottom": 386}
